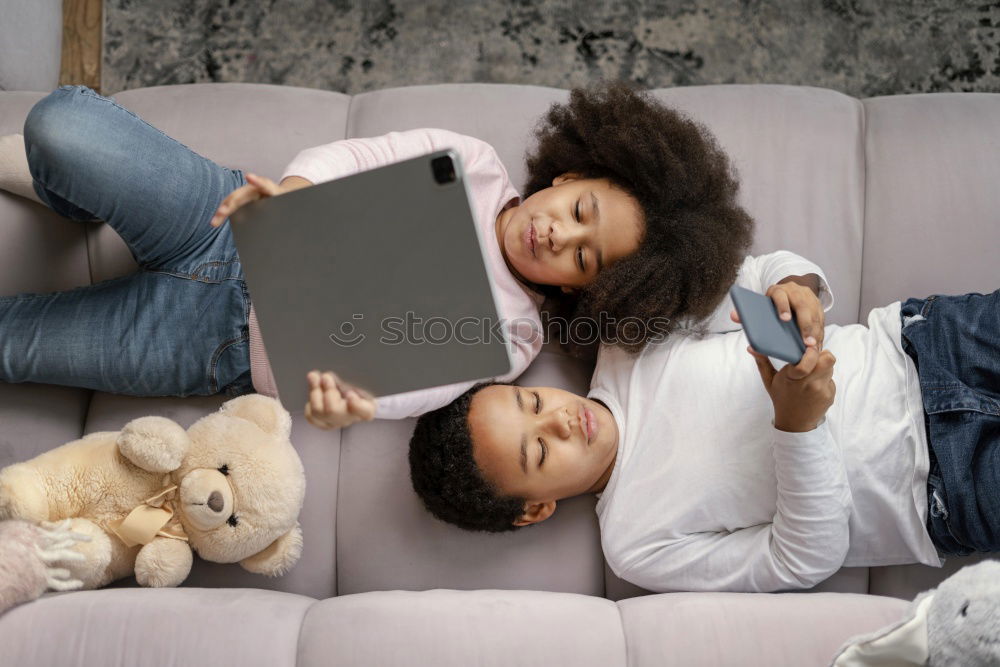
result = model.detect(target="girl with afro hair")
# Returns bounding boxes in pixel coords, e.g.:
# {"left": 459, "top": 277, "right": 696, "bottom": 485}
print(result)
{"left": 8, "top": 81, "right": 820, "bottom": 431}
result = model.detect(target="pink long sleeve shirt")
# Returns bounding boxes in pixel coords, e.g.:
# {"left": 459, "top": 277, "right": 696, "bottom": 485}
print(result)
{"left": 247, "top": 128, "right": 545, "bottom": 419}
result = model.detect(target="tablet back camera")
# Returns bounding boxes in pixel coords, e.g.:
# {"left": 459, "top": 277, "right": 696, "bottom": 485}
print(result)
{"left": 431, "top": 155, "right": 456, "bottom": 185}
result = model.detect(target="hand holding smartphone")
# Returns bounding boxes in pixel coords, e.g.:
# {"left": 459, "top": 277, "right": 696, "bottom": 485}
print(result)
{"left": 729, "top": 286, "right": 807, "bottom": 364}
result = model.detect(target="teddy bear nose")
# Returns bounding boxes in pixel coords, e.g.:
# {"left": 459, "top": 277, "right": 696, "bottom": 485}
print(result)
{"left": 207, "top": 491, "right": 224, "bottom": 513}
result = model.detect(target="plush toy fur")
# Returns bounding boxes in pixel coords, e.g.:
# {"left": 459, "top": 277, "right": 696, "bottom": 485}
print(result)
{"left": 0, "top": 394, "right": 306, "bottom": 589}
{"left": 0, "top": 519, "right": 90, "bottom": 615}
{"left": 831, "top": 560, "right": 1000, "bottom": 666}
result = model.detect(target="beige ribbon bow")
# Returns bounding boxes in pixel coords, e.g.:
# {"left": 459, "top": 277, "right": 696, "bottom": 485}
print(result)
{"left": 107, "top": 484, "right": 189, "bottom": 548}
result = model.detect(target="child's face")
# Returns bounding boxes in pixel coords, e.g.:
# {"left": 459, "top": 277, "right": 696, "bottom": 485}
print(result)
{"left": 467, "top": 384, "right": 619, "bottom": 525}
{"left": 495, "top": 175, "right": 644, "bottom": 290}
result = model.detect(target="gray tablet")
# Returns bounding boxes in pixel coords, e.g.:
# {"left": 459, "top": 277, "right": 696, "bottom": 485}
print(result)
{"left": 229, "top": 150, "right": 513, "bottom": 413}
{"left": 729, "top": 285, "right": 806, "bottom": 364}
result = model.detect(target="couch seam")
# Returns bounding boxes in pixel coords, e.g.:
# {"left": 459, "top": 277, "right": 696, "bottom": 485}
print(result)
{"left": 294, "top": 598, "right": 318, "bottom": 667}
{"left": 858, "top": 97, "right": 872, "bottom": 596}
{"left": 344, "top": 91, "right": 356, "bottom": 139}
{"left": 614, "top": 599, "right": 630, "bottom": 667}
{"left": 857, "top": 96, "right": 869, "bottom": 326}
{"left": 332, "top": 421, "right": 343, "bottom": 597}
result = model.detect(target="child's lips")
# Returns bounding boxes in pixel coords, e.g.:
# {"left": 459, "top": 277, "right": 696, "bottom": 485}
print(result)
{"left": 523, "top": 221, "right": 536, "bottom": 258}
{"left": 579, "top": 403, "right": 595, "bottom": 443}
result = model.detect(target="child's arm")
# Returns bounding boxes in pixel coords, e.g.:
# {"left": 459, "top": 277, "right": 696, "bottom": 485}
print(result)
{"left": 608, "top": 423, "right": 851, "bottom": 593}
{"left": 609, "top": 422, "right": 851, "bottom": 593}
{"left": 277, "top": 128, "right": 501, "bottom": 188}
{"left": 747, "top": 251, "right": 833, "bottom": 306}
{"left": 607, "top": 341, "right": 849, "bottom": 593}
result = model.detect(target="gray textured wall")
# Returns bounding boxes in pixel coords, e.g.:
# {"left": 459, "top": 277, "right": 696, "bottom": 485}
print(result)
{"left": 104, "top": 0, "right": 1000, "bottom": 96}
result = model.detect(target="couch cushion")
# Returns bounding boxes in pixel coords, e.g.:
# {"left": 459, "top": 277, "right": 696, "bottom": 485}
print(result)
{"left": 336, "top": 348, "right": 606, "bottom": 596}
{"left": 860, "top": 93, "right": 1000, "bottom": 316}
{"left": 648, "top": 85, "right": 865, "bottom": 326}
{"left": 298, "top": 589, "right": 626, "bottom": 667}
{"left": 1, "top": 92, "right": 94, "bottom": 296}
{"left": 90, "top": 83, "right": 352, "bottom": 283}
{"left": 618, "top": 591, "right": 908, "bottom": 666}
{"left": 0, "top": 588, "right": 315, "bottom": 667}
{"left": 0, "top": 381, "right": 90, "bottom": 471}
{"left": 83, "top": 392, "right": 342, "bottom": 597}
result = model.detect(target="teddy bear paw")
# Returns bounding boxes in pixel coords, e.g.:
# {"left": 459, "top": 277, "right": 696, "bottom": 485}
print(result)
{"left": 135, "top": 538, "right": 193, "bottom": 588}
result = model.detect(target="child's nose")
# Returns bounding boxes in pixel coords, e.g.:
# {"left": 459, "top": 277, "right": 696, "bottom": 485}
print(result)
{"left": 544, "top": 407, "right": 573, "bottom": 439}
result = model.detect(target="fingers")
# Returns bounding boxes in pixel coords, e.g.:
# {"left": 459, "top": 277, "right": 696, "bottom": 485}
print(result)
{"left": 45, "top": 568, "right": 84, "bottom": 591}
{"left": 730, "top": 308, "right": 741, "bottom": 324}
{"left": 246, "top": 172, "right": 281, "bottom": 195}
{"left": 783, "top": 346, "right": 820, "bottom": 381}
{"left": 786, "top": 288, "right": 824, "bottom": 349}
{"left": 307, "top": 371, "right": 346, "bottom": 426}
{"left": 209, "top": 173, "right": 279, "bottom": 228}
{"left": 767, "top": 285, "right": 793, "bottom": 322}
{"left": 40, "top": 518, "right": 73, "bottom": 532}
{"left": 304, "top": 369, "right": 376, "bottom": 429}
{"left": 769, "top": 283, "right": 825, "bottom": 349}
{"left": 346, "top": 390, "right": 377, "bottom": 421}
{"left": 36, "top": 545, "right": 86, "bottom": 564}
{"left": 785, "top": 347, "right": 836, "bottom": 383}
{"left": 210, "top": 183, "right": 259, "bottom": 227}
{"left": 321, "top": 373, "right": 349, "bottom": 416}
{"left": 813, "top": 349, "right": 837, "bottom": 378}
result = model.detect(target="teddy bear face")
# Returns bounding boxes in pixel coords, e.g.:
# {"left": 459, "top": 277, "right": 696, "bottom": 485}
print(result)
{"left": 171, "top": 411, "right": 305, "bottom": 565}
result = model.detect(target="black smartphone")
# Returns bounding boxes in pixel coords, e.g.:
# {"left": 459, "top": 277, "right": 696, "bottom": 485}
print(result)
{"left": 729, "top": 285, "right": 806, "bottom": 364}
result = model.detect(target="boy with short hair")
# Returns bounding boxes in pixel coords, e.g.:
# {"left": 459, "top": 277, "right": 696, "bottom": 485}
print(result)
{"left": 408, "top": 277, "right": 999, "bottom": 593}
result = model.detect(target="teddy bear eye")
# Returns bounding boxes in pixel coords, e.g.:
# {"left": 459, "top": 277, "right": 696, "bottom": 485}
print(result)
{"left": 227, "top": 514, "right": 239, "bottom": 527}
{"left": 960, "top": 602, "right": 969, "bottom": 617}
{"left": 218, "top": 464, "right": 230, "bottom": 476}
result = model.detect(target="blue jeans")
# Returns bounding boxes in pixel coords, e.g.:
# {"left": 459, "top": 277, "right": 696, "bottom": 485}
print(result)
{"left": 900, "top": 290, "right": 1000, "bottom": 556}
{"left": 1, "top": 84, "right": 254, "bottom": 397}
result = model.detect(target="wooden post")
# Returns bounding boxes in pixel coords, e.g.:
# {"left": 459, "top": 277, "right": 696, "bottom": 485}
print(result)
{"left": 59, "top": 0, "right": 103, "bottom": 93}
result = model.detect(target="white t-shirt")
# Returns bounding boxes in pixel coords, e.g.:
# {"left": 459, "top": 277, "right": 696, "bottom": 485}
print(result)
{"left": 589, "top": 263, "right": 940, "bottom": 593}
{"left": 688, "top": 251, "right": 834, "bottom": 333}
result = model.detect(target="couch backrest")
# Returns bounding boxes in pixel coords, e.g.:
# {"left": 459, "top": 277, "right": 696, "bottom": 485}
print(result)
{"left": 2, "top": 82, "right": 998, "bottom": 601}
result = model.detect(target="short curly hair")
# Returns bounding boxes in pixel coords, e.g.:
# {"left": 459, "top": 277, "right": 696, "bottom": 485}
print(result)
{"left": 408, "top": 381, "right": 527, "bottom": 533}
{"left": 523, "top": 81, "right": 755, "bottom": 359}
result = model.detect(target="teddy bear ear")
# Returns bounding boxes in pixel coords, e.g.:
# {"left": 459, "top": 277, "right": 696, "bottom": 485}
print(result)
{"left": 239, "top": 523, "right": 303, "bottom": 577}
{"left": 220, "top": 394, "right": 292, "bottom": 440}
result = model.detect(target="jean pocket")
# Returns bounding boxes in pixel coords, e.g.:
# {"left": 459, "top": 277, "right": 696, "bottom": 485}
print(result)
{"left": 926, "top": 473, "right": 973, "bottom": 556}
{"left": 210, "top": 335, "right": 250, "bottom": 395}
{"left": 921, "top": 383, "right": 1000, "bottom": 417}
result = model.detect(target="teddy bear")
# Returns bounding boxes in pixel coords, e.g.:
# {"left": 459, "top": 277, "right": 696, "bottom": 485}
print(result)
{"left": 830, "top": 559, "right": 1000, "bottom": 666}
{"left": 0, "top": 393, "right": 306, "bottom": 589}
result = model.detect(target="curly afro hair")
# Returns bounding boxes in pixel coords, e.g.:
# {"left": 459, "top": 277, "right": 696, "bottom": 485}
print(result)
{"left": 408, "top": 381, "right": 527, "bottom": 533}
{"left": 523, "top": 81, "right": 755, "bottom": 359}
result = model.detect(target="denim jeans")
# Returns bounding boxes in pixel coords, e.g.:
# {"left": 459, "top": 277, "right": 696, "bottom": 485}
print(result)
{"left": 1, "top": 84, "right": 254, "bottom": 397}
{"left": 900, "top": 290, "right": 1000, "bottom": 556}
